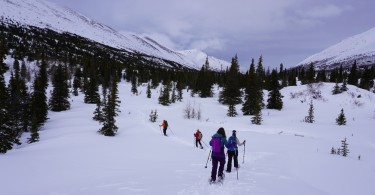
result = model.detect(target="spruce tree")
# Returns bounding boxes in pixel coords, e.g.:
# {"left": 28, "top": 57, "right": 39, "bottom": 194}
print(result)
{"left": 340, "top": 78, "right": 348, "bottom": 92}
{"left": 340, "top": 138, "right": 349, "bottom": 157}
{"left": 251, "top": 102, "right": 262, "bottom": 125}
{"left": 267, "top": 69, "right": 283, "bottom": 110}
{"left": 332, "top": 80, "right": 341, "bottom": 95}
{"left": 0, "top": 38, "right": 14, "bottom": 153}
{"left": 158, "top": 82, "right": 171, "bottom": 106}
{"left": 336, "top": 108, "right": 346, "bottom": 125}
{"left": 146, "top": 82, "right": 151, "bottom": 98}
{"left": 305, "top": 100, "right": 314, "bottom": 123}
{"left": 49, "top": 64, "right": 70, "bottom": 112}
{"left": 196, "top": 57, "right": 214, "bottom": 98}
{"left": 219, "top": 55, "right": 242, "bottom": 110}
{"left": 99, "top": 77, "right": 120, "bottom": 136}
{"left": 306, "top": 63, "right": 315, "bottom": 83}
{"left": 347, "top": 61, "right": 358, "bottom": 86}
{"left": 131, "top": 75, "right": 138, "bottom": 95}
{"left": 242, "top": 59, "right": 259, "bottom": 115}
{"left": 28, "top": 58, "right": 49, "bottom": 144}
{"left": 72, "top": 67, "right": 82, "bottom": 96}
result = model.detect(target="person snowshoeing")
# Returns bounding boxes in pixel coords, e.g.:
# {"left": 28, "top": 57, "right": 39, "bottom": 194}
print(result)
{"left": 209, "top": 127, "right": 228, "bottom": 183}
{"left": 226, "top": 130, "right": 246, "bottom": 173}
{"left": 194, "top": 129, "right": 204, "bottom": 149}
{"left": 159, "top": 120, "right": 168, "bottom": 136}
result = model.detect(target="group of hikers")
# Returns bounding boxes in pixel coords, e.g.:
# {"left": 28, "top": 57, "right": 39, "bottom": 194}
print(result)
{"left": 160, "top": 120, "right": 246, "bottom": 184}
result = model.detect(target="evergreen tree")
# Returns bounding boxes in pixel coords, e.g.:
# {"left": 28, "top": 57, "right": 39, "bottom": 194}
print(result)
{"left": 146, "top": 82, "right": 151, "bottom": 98}
{"left": 219, "top": 55, "right": 242, "bottom": 105}
{"left": 131, "top": 75, "right": 138, "bottom": 95}
{"left": 306, "top": 63, "right": 315, "bottom": 83}
{"left": 267, "top": 69, "right": 283, "bottom": 110}
{"left": 49, "top": 64, "right": 70, "bottom": 112}
{"left": 93, "top": 97, "right": 104, "bottom": 122}
{"left": 196, "top": 57, "right": 214, "bottom": 98}
{"left": 219, "top": 55, "right": 242, "bottom": 117}
{"left": 340, "top": 138, "right": 349, "bottom": 157}
{"left": 28, "top": 58, "right": 49, "bottom": 144}
{"left": 305, "top": 100, "right": 314, "bottom": 123}
{"left": 176, "top": 78, "right": 184, "bottom": 102}
{"left": 0, "top": 38, "right": 14, "bottom": 153}
{"left": 171, "top": 82, "right": 177, "bottom": 103}
{"left": 287, "top": 70, "right": 297, "bottom": 86}
{"left": 347, "top": 61, "right": 358, "bottom": 86}
{"left": 227, "top": 98, "right": 238, "bottom": 117}
{"left": 242, "top": 59, "right": 259, "bottom": 115}
{"left": 158, "top": 82, "right": 171, "bottom": 106}
{"left": 332, "top": 80, "right": 341, "bottom": 95}
{"left": 251, "top": 102, "right": 262, "bottom": 125}
{"left": 316, "top": 69, "right": 327, "bottom": 82}
{"left": 72, "top": 67, "right": 82, "bottom": 96}
{"left": 8, "top": 59, "right": 30, "bottom": 134}
{"left": 340, "top": 78, "right": 348, "bottom": 92}
{"left": 359, "top": 67, "right": 374, "bottom": 90}
{"left": 336, "top": 108, "right": 347, "bottom": 125}
{"left": 99, "top": 77, "right": 120, "bottom": 136}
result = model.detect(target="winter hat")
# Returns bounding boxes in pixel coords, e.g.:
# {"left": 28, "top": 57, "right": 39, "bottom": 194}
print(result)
{"left": 232, "top": 130, "right": 236, "bottom": 136}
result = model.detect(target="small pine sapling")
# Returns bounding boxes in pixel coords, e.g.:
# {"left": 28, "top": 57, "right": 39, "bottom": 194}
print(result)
{"left": 336, "top": 108, "right": 347, "bottom": 125}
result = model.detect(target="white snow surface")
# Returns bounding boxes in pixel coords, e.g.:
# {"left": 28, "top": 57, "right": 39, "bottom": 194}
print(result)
{"left": 0, "top": 0, "right": 230, "bottom": 70}
{"left": 298, "top": 27, "right": 375, "bottom": 68}
{"left": 1, "top": 76, "right": 375, "bottom": 194}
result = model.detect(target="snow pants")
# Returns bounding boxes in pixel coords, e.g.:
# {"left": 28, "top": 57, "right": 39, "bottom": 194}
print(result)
{"left": 195, "top": 139, "right": 203, "bottom": 148}
{"left": 163, "top": 127, "right": 167, "bottom": 136}
{"left": 211, "top": 156, "right": 225, "bottom": 181}
{"left": 226, "top": 150, "right": 238, "bottom": 172}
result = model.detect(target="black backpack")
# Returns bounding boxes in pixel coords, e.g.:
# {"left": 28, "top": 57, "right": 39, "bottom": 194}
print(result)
{"left": 164, "top": 120, "right": 168, "bottom": 127}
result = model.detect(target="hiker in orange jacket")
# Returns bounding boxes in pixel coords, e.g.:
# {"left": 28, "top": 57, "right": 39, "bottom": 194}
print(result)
{"left": 159, "top": 120, "right": 168, "bottom": 136}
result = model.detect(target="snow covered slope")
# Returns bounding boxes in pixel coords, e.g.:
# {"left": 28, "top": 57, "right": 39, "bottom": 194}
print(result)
{"left": 298, "top": 27, "right": 375, "bottom": 69}
{"left": 0, "top": 0, "right": 230, "bottom": 70}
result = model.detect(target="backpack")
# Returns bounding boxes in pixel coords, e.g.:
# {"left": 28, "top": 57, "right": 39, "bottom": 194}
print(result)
{"left": 227, "top": 136, "right": 237, "bottom": 151}
{"left": 164, "top": 120, "right": 168, "bottom": 127}
{"left": 198, "top": 132, "right": 202, "bottom": 140}
{"left": 211, "top": 137, "right": 222, "bottom": 153}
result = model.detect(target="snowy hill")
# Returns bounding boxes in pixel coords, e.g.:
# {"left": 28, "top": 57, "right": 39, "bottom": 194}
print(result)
{"left": 298, "top": 27, "right": 375, "bottom": 69}
{"left": 1, "top": 80, "right": 375, "bottom": 195}
{"left": 0, "top": 0, "right": 230, "bottom": 70}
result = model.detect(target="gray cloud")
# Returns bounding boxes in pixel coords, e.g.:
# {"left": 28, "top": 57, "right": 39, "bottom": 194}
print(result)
{"left": 49, "top": 0, "right": 374, "bottom": 69}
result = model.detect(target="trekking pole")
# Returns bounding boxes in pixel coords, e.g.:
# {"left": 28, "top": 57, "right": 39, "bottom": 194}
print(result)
{"left": 242, "top": 142, "right": 246, "bottom": 164}
{"left": 202, "top": 140, "right": 209, "bottom": 148}
{"left": 169, "top": 127, "right": 175, "bottom": 136}
{"left": 159, "top": 126, "right": 162, "bottom": 135}
{"left": 205, "top": 150, "right": 212, "bottom": 168}
{"left": 237, "top": 168, "right": 239, "bottom": 180}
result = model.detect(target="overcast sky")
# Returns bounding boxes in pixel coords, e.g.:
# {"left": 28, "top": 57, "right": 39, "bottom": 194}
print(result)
{"left": 49, "top": 0, "right": 375, "bottom": 70}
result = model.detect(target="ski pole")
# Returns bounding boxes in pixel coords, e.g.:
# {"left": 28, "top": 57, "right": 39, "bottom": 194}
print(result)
{"left": 159, "top": 126, "right": 162, "bottom": 135}
{"left": 202, "top": 140, "right": 209, "bottom": 148}
{"left": 237, "top": 167, "right": 239, "bottom": 180}
{"left": 169, "top": 127, "right": 175, "bottom": 135}
{"left": 205, "top": 150, "right": 211, "bottom": 168}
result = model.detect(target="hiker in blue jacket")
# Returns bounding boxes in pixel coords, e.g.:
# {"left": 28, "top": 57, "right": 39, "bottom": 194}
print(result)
{"left": 209, "top": 127, "right": 228, "bottom": 183}
{"left": 226, "top": 130, "right": 246, "bottom": 173}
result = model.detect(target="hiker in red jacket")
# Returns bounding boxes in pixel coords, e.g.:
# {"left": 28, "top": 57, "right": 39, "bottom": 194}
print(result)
{"left": 194, "top": 129, "right": 203, "bottom": 149}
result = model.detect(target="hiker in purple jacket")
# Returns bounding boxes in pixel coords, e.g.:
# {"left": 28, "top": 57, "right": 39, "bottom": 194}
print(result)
{"left": 209, "top": 127, "right": 228, "bottom": 183}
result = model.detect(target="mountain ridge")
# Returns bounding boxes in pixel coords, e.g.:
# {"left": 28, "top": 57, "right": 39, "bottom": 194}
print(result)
{"left": 0, "top": 0, "right": 230, "bottom": 70}
{"left": 298, "top": 27, "right": 375, "bottom": 69}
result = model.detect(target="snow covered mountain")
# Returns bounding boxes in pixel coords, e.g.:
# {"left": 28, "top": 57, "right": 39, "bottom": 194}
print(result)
{"left": 0, "top": 0, "right": 230, "bottom": 70}
{"left": 298, "top": 27, "right": 375, "bottom": 70}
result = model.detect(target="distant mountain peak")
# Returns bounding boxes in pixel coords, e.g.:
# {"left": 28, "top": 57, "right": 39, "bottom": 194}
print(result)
{"left": 0, "top": 0, "right": 229, "bottom": 70}
{"left": 297, "top": 27, "right": 375, "bottom": 69}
